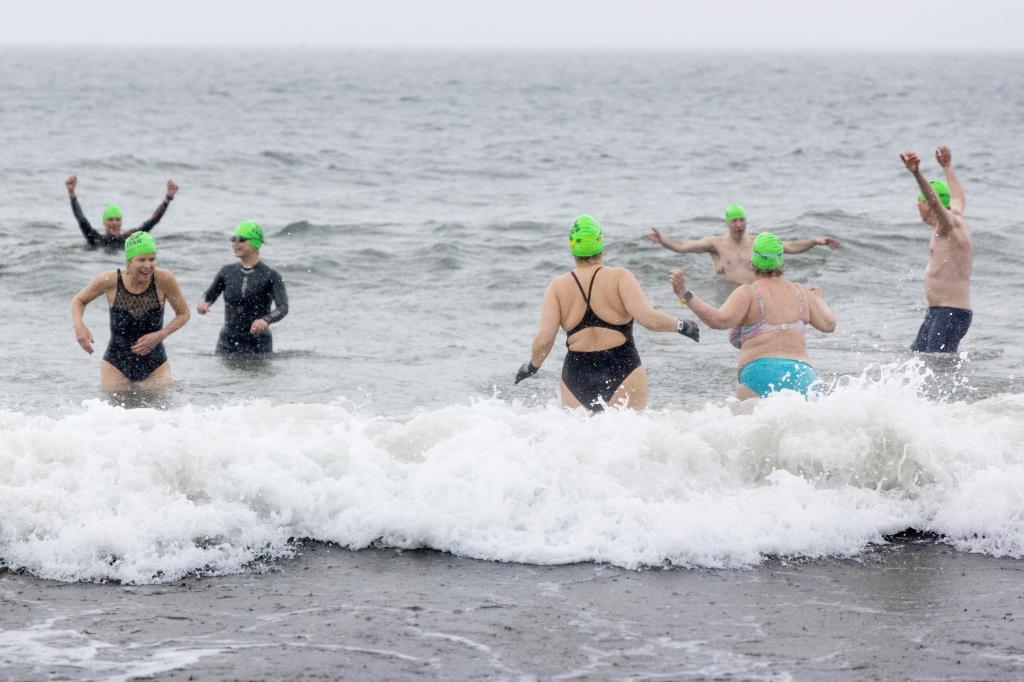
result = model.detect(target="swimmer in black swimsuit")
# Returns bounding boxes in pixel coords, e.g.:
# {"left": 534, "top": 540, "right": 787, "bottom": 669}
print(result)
{"left": 197, "top": 221, "right": 289, "bottom": 355}
{"left": 65, "top": 175, "right": 179, "bottom": 249}
{"left": 515, "top": 215, "right": 699, "bottom": 412}
{"left": 72, "top": 232, "right": 190, "bottom": 393}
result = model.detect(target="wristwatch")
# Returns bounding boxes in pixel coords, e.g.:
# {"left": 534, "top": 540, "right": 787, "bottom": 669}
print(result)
{"left": 679, "top": 290, "right": 694, "bottom": 305}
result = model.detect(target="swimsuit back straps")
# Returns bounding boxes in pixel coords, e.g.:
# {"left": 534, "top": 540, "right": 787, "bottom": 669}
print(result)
{"left": 566, "top": 268, "right": 634, "bottom": 339}
{"left": 731, "top": 281, "right": 806, "bottom": 347}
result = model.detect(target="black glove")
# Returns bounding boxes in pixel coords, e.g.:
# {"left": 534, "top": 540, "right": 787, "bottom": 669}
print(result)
{"left": 515, "top": 362, "right": 540, "bottom": 384}
{"left": 677, "top": 319, "right": 699, "bottom": 343}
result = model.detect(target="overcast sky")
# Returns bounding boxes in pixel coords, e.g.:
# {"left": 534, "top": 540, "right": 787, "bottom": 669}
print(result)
{"left": 3, "top": 0, "right": 1021, "bottom": 50}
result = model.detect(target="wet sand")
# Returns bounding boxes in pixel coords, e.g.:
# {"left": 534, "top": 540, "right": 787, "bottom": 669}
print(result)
{"left": 2, "top": 539, "right": 1023, "bottom": 681}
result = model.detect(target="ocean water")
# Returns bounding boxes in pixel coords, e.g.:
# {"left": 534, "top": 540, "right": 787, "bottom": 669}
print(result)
{"left": 2, "top": 48, "right": 1024, "bottom": 584}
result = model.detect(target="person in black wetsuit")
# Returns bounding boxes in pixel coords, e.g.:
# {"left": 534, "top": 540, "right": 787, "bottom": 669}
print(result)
{"left": 514, "top": 215, "right": 699, "bottom": 412}
{"left": 65, "top": 175, "right": 179, "bottom": 249}
{"left": 71, "top": 232, "right": 190, "bottom": 393}
{"left": 197, "top": 221, "right": 289, "bottom": 354}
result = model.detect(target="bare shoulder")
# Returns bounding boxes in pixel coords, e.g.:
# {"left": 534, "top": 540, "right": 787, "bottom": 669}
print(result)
{"left": 154, "top": 268, "right": 181, "bottom": 287}
{"left": 600, "top": 265, "right": 637, "bottom": 283}
{"left": 94, "top": 270, "right": 118, "bottom": 289}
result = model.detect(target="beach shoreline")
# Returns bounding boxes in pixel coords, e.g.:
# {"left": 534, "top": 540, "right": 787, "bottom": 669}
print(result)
{"left": 2, "top": 539, "right": 1022, "bottom": 680}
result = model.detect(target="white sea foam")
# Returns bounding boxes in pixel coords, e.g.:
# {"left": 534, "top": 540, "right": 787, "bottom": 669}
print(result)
{"left": 2, "top": 362, "right": 1022, "bottom": 584}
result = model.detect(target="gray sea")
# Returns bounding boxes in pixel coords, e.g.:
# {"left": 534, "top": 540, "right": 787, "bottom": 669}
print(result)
{"left": 1, "top": 49, "right": 1024, "bottom": 679}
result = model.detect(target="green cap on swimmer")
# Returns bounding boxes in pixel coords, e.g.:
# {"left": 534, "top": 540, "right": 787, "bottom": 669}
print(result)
{"left": 235, "top": 220, "right": 265, "bottom": 249}
{"left": 918, "top": 180, "right": 951, "bottom": 208}
{"left": 725, "top": 203, "right": 746, "bottom": 221}
{"left": 569, "top": 214, "right": 604, "bottom": 257}
{"left": 751, "top": 232, "right": 784, "bottom": 271}
{"left": 124, "top": 231, "right": 156, "bottom": 261}
{"left": 103, "top": 204, "right": 123, "bottom": 221}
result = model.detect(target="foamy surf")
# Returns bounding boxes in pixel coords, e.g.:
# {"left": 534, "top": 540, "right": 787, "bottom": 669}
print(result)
{"left": 2, "top": 362, "right": 1022, "bottom": 584}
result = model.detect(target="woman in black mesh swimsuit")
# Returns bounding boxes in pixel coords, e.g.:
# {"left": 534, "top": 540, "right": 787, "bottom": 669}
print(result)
{"left": 71, "top": 232, "right": 190, "bottom": 393}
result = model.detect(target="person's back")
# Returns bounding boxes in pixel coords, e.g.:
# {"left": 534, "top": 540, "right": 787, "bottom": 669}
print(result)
{"left": 515, "top": 215, "right": 699, "bottom": 412}
{"left": 670, "top": 231, "right": 835, "bottom": 399}
{"left": 553, "top": 265, "right": 633, "bottom": 352}
{"left": 732, "top": 277, "right": 811, "bottom": 369}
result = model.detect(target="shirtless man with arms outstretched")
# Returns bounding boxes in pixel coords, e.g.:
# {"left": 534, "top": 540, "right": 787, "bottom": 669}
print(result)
{"left": 649, "top": 203, "right": 839, "bottom": 285}
{"left": 899, "top": 145, "right": 973, "bottom": 353}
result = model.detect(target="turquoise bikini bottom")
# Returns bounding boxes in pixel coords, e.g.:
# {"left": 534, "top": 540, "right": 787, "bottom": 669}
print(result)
{"left": 738, "top": 357, "right": 819, "bottom": 397}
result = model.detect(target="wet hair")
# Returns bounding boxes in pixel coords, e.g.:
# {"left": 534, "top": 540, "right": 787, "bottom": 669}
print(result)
{"left": 574, "top": 253, "right": 603, "bottom": 265}
{"left": 755, "top": 267, "right": 784, "bottom": 278}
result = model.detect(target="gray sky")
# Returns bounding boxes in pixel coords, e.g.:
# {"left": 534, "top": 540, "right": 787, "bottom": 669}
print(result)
{"left": 3, "top": 0, "right": 1021, "bottom": 50}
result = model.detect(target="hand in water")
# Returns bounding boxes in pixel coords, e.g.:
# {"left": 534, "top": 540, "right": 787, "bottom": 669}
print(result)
{"left": 816, "top": 236, "right": 840, "bottom": 249}
{"left": 514, "top": 362, "right": 539, "bottom": 384}
{"left": 648, "top": 227, "right": 663, "bottom": 245}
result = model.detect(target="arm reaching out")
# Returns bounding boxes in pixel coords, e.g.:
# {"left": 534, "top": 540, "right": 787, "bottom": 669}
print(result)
{"left": 669, "top": 269, "right": 751, "bottom": 330}
{"left": 783, "top": 236, "right": 840, "bottom": 253}
{"left": 649, "top": 228, "right": 716, "bottom": 255}
{"left": 936, "top": 145, "right": 965, "bottom": 214}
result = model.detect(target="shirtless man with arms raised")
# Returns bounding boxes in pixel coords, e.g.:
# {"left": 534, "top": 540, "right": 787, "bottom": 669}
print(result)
{"left": 899, "top": 145, "right": 973, "bottom": 353}
{"left": 649, "top": 203, "right": 839, "bottom": 285}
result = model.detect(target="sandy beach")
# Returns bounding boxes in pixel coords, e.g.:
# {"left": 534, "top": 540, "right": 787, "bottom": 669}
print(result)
{"left": 2, "top": 538, "right": 1022, "bottom": 680}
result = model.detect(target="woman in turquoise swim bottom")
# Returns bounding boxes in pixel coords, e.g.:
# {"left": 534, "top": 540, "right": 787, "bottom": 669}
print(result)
{"left": 669, "top": 232, "right": 837, "bottom": 399}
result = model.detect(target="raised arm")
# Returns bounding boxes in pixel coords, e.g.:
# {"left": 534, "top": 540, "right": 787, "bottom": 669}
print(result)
{"left": 900, "top": 151, "right": 956, "bottom": 237}
{"left": 66, "top": 175, "right": 101, "bottom": 246}
{"left": 669, "top": 269, "right": 751, "bottom": 330}
{"left": 936, "top": 145, "right": 965, "bottom": 214}
{"left": 649, "top": 228, "right": 716, "bottom": 255}
{"left": 783, "top": 236, "right": 840, "bottom": 253}
{"left": 130, "top": 179, "right": 178, "bottom": 235}
{"left": 71, "top": 271, "right": 115, "bottom": 353}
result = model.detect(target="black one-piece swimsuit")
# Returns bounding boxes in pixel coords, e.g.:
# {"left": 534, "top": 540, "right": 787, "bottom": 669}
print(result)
{"left": 102, "top": 270, "right": 167, "bottom": 382}
{"left": 560, "top": 268, "right": 642, "bottom": 412}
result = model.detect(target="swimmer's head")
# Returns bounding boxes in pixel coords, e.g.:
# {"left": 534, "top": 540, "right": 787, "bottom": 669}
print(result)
{"left": 918, "top": 180, "right": 951, "bottom": 208}
{"left": 124, "top": 231, "right": 156, "bottom": 262}
{"left": 103, "top": 204, "right": 123, "bottom": 235}
{"left": 569, "top": 215, "right": 604, "bottom": 258}
{"left": 233, "top": 220, "right": 265, "bottom": 249}
{"left": 751, "top": 232, "right": 784, "bottom": 272}
{"left": 725, "top": 203, "right": 747, "bottom": 237}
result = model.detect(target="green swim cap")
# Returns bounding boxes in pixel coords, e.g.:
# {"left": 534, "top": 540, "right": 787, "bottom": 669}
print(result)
{"left": 234, "top": 220, "right": 265, "bottom": 249}
{"left": 124, "top": 231, "right": 156, "bottom": 261}
{"left": 751, "top": 232, "right": 784, "bottom": 271}
{"left": 918, "top": 180, "right": 951, "bottom": 208}
{"left": 103, "top": 204, "right": 123, "bottom": 221}
{"left": 568, "top": 215, "right": 604, "bottom": 258}
{"left": 725, "top": 203, "right": 746, "bottom": 221}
